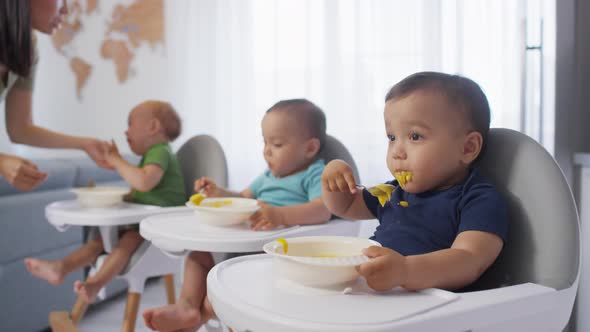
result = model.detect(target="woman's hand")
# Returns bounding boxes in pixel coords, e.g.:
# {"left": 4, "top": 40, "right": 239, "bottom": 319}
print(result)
{"left": 82, "top": 138, "right": 112, "bottom": 169}
{"left": 0, "top": 154, "right": 47, "bottom": 191}
{"left": 249, "top": 201, "right": 285, "bottom": 231}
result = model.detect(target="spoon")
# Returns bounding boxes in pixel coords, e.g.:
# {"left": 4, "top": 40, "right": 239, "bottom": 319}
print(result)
{"left": 357, "top": 184, "right": 396, "bottom": 207}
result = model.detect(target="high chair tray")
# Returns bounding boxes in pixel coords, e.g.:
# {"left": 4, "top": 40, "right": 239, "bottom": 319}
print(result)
{"left": 209, "top": 254, "right": 457, "bottom": 325}
{"left": 140, "top": 212, "right": 361, "bottom": 253}
{"left": 207, "top": 254, "right": 559, "bottom": 332}
{"left": 45, "top": 200, "right": 188, "bottom": 227}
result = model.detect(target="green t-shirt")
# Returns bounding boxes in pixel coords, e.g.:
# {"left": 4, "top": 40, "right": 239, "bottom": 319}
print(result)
{"left": 132, "top": 143, "right": 186, "bottom": 207}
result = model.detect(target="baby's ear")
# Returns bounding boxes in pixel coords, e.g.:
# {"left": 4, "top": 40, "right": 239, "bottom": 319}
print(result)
{"left": 306, "top": 137, "right": 321, "bottom": 158}
{"left": 461, "top": 131, "right": 483, "bottom": 165}
{"left": 149, "top": 118, "right": 162, "bottom": 134}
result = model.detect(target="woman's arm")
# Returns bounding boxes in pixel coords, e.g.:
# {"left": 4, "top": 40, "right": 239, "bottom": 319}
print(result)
{"left": 5, "top": 87, "right": 110, "bottom": 168}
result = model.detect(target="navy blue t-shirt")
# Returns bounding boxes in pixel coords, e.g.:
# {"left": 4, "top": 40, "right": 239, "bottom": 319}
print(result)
{"left": 363, "top": 168, "right": 508, "bottom": 256}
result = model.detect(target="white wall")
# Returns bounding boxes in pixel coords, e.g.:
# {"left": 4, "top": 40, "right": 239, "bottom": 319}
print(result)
{"left": 0, "top": 1, "right": 190, "bottom": 161}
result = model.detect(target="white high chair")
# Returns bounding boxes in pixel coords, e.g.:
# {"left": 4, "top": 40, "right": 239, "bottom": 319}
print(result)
{"left": 49, "top": 135, "right": 229, "bottom": 332}
{"left": 141, "top": 135, "right": 366, "bottom": 331}
{"left": 205, "top": 128, "right": 581, "bottom": 331}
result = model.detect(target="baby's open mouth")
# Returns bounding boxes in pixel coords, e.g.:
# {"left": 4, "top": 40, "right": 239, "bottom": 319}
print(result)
{"left": 394, "top": 171, "right": 413, "bottom": 188}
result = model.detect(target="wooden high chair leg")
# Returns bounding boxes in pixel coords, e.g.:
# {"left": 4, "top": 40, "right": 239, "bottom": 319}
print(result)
{"left": 49, "top": 311, "right": 80, "bottom": 332}
{"left": 71, "top": 295, "right": 89, "bottom": 324}
{"left": 163, "top": 273, "right": 175, "bottom": 304}
{"left": 122, "top": 292, "right": 141, "bottom": 332}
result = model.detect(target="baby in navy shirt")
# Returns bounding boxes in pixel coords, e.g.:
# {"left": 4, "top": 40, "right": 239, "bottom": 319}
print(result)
{"left": 322, "top": 72, "right": 508, "bottom": 292}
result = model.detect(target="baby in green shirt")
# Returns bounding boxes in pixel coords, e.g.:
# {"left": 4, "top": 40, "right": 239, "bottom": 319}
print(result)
{"left": 25, "top": 100, "right": 186, "bottom": 303}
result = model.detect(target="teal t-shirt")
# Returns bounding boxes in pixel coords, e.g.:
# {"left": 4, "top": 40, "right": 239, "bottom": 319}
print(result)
{"left": 132, "top": 143, "right": 186, "bottom": 207}
{"left": 249, "top": 159, "right": 325, "bottom": 207}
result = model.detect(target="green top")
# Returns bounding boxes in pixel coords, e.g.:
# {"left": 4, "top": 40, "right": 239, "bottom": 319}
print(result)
{"left": 132, "top": 142, "right": 186, "bottom": 207}
{"left": 0, "top": 35, "right": 37, "bottom": 102}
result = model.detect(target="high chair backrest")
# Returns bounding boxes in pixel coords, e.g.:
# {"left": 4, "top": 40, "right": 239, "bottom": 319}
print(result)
{"left": 470, "top": 128, "right": 580, "bottom": 291}
{"left": 176, "top": 135, "right": 228, "bottom": 199}
{"left": 317, "top": 135, "right": 361, "bottom": 183}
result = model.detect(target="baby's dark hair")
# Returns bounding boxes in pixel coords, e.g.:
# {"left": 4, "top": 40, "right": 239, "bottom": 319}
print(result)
{"left": 266, "top": 99, "right": 327, "bottom": 151}
{"left": 385, "top": 72, "right": 491, "bottom": 150}
{"left": 151, "top": 101, "right": 182, "bottom": 141}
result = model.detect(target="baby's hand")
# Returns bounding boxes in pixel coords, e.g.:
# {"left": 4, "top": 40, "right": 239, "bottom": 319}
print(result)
{"left": 356, "top": 246, "right": 408, "bottom": 291}
{"left": 83, "top": 138, "right": 113, "bottom": 169}
{"left": 322, "top": 159, "right": 358, "bottom": 194}
{"left": 105, "top": 140, "right": 122, "bottom": 164}
{"left": 194, "top": 176, "right": 219, "bottom": 197}
{"left": 249, "top": 201, "right": 284, "bottom": 231}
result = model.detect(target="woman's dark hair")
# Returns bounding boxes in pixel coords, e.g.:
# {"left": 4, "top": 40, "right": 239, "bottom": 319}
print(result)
{"left": 385, "top": 72, "right": 491, "bottom": 149}
{"left": 0, "top": 0, "right": 33, "bottom": 77}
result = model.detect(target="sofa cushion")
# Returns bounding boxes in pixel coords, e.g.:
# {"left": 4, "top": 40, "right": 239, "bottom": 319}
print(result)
{"left": 0, "top": 243, "right": 83, "bottom": 332}
{"left": 0, "top": 188, "right": 82, "bottom": 264}
{"left": 0, "top": 159, "right": 77, "bottom": 196}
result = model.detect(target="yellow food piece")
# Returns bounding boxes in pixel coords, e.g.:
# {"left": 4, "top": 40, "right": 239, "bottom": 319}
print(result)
{"left": 394, "top": 171, "right": 413, "bottom": 188}
{"left": 367, "top": 183, "right": 396, "bottom": 207}
{"left": 399, "top": 201, "right": 409, "bottom": 207}
{"left": 190, "top": 193, "right": 206, "bottom": 206}
{"left": 275, "top": 238, "right": 288, "bottom": 254}
{"left": 203, "top": 200, "right": 233, "bottom": 208}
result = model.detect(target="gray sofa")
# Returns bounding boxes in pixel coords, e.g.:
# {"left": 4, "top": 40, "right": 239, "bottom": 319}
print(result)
{"left": 0, "top": 156, "right": 137, "bottom": 332}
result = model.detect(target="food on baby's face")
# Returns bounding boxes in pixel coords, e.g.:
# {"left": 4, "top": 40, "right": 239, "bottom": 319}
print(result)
{"left": 367, "top": 183, "right": 396, "bottom": 207}
{"left": 394, "top": 171, "right": 413, "bottom": 188}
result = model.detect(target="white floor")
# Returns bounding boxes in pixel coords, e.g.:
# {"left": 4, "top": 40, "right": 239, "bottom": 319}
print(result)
{"left": 77, "top": 276, "right": 227, "bottom": 332}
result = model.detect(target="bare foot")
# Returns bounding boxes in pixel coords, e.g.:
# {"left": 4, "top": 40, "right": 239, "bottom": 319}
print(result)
{"left": 73, "top": 280, "right": 101, "bottom": 303}
{"left": 142, "top": 301, "right": 201, "bottom": 332}
{"left": 24, "top": 258, "right": 65, "bottom": 285}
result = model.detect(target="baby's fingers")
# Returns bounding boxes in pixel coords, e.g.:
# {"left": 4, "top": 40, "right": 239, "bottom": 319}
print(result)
{"left": 343, "top": 172, "right": 358, "bottom": 194}
{"left": 356, "top": 259, "right": 379, "bottom": 279}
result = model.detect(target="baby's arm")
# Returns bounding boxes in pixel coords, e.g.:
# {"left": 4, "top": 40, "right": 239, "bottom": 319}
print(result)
{"left": 106, "top": 141, "right": 164, "bottom": 192}
{"left": 358, "top": 231, "right": 503, "bottom": 291}
{"left": 322, "top": 160, "right": 373, "bottom": 220}
{"left": 249, "top": 197, "right": 331, "bottom": 230}
{"left": 194, "top": 176, "right": 254, "bottom": 198}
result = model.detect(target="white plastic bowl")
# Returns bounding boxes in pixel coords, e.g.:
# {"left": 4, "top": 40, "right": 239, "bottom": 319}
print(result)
{"left": 71, "top": 186, "right": 129, "bottom": 208}
{"left": 185, "top": 197, "right": 259, "bottom": 227}
{"left": 263, "top": 236, "right": 381, "bottom": 288}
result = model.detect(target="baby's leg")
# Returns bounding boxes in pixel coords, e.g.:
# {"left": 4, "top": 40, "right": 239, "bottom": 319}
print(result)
{"left": 143, "top": 251, "right": 214, "bottom": 331}
{"left": 74, "top": 231, "right": 143, "bottom": 303}
{"left": 25, "top": 236, "right": 104, "bottom": 285}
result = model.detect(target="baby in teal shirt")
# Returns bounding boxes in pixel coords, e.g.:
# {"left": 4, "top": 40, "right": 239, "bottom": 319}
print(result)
{"left": 143, "top": 99, "right": 331, "bottom": 332}
{"left": 25, "top": 101, "right": 186, "bottom": 304}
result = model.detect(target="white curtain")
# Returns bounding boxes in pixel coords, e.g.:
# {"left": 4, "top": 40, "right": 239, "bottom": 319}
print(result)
{"left": 166, "top": 0, "right": 524, "bottom": 190}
